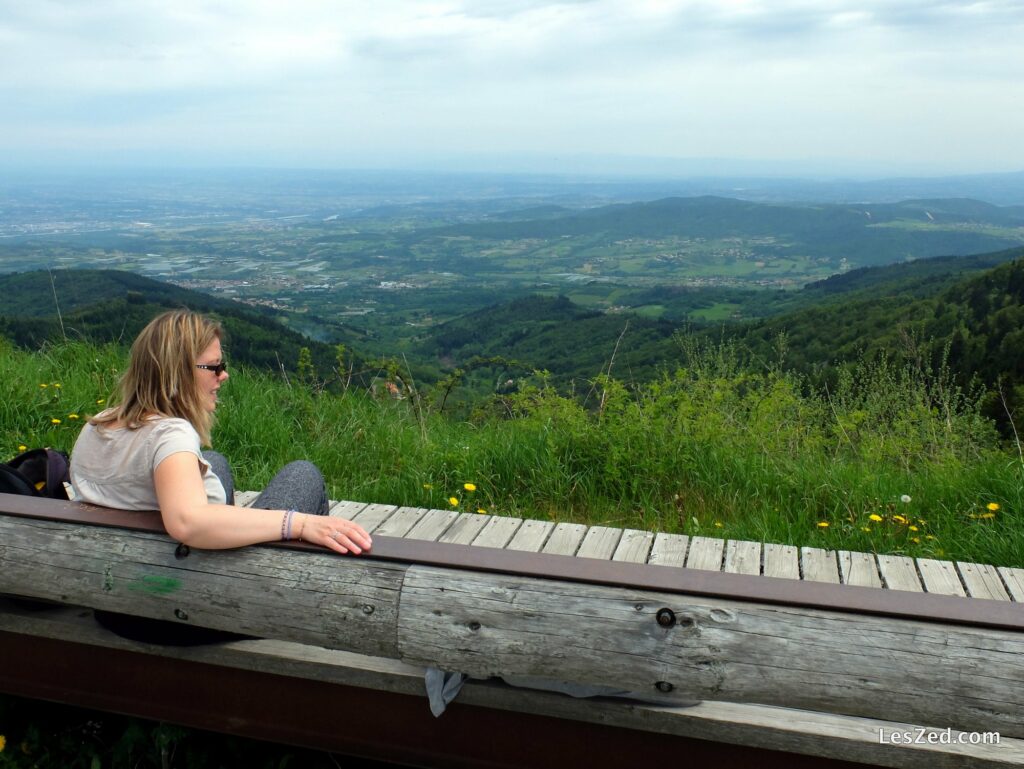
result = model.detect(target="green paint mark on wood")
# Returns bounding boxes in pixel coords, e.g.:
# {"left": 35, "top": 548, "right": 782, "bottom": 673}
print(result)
{"left": 127, "top": 575, "right": 181, "bottom": 595}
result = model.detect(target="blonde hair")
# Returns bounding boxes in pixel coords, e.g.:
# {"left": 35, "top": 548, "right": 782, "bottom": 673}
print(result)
{"left": 92, "top": 310, "right": 223, "bottom": 445}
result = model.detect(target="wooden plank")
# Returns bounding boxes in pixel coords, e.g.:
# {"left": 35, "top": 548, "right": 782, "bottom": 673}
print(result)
{"left": 234, "top": 490, "right": 261, "bottom": 507}
{"left": 917, "top": 559, "right": 966, "bottom": 597}
{"left": 472, "top": 516, "right": 522, "bottom": 549}
{"left": 762, "top": 544, "right": 799, "bottom": 580}
{"left": 800, "top": 548, "right": 840, "bottom": 584}
{"left": 506, "top": 519, "right": 554, "bottom": 552}
{"left": 404, "top": 509, "right": 460, "bottom": 542}
{"left": 373, "top": 507, "right": 430, "bottom": 538}
{"left": 328, "top": 500, "right": 369, "bottom": 519}
{"left": 541, "top": 523, "right": 588, "bottom": 556}
{"left": 723, "top": 540, "right": 761, "bottom": 576}
{"left": 999, "top": 567, "right": 1024, "bottom": 602}
{"left": 838, "top": 551, "right": 882, "bottom": 589}
{"left": 0, "top": 516, "right": 408, "bottom": 657}
{"left": 958, "top": 562, "right": 1011, "bottom": 601}
{"left": 612, "top": 529, "right": 655, "bottom": 563}
{"left": 438, "top": 513, "right": 491, "bottom": 545}
{"left": 575, "top": 526, "right": 622, "bottom": 560}
{"left": 877, "top": 554, "right": 924, "bottom": 592}
{"left": 648, "top": 533, "right": 689, "bottom": 567}
{"left": 349, "top": 503, "right": 399, "bottom": 533}
{"left": 5, "top": 605, "right": 1023, "bottom": 769}
{"left": 686, "top": 536, "right": 725, "bottom": 571}
{"left": 399, "top": 565, "right": 1024, "bottom": 739}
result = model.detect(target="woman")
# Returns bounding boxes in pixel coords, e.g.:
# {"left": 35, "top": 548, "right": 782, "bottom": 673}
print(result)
{"left": 71, "top": 309, "right": 372, "bottom": 555}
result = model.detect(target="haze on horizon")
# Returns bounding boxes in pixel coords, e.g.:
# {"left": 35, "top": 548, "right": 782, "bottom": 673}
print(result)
{"left": 1, "top": 0, "right": 1022, "bottom": 179}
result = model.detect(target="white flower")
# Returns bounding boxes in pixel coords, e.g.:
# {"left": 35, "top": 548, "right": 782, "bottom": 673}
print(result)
{"left": 900, "top": 494, "right": 912, "bottom": 504}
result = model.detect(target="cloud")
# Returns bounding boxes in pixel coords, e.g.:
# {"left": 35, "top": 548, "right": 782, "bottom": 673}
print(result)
{"left": 0, "top": 0, "right": 1021, "bottom": 173}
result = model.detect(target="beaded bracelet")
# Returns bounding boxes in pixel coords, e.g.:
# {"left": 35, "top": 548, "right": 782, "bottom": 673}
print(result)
{"left": 281, "top": 509, "right": 297, "bottom": 541}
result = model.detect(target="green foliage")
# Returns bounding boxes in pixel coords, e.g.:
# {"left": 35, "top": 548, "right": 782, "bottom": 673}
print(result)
{"left": 4, "top": 337, "right": 1019, "bottom": 568}
{"left": 0, "top": 693, "right": 345, "bottom": 768}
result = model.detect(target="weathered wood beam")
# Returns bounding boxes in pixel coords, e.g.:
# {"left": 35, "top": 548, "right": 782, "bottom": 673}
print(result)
{"left": 3, "top": 602, "right": 1022, "bottom": 769}
{"left": 2, "top": 513, "right": 1022, "bottom": 738}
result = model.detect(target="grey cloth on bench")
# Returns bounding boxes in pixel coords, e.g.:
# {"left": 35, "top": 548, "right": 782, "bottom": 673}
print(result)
{"left": 424, "top": 668, "right": 700, "bottom": 716}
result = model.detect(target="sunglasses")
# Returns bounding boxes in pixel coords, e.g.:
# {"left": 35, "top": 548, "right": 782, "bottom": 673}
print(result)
{"left": 195, "top": 362, "right": 228, "bottom": 376}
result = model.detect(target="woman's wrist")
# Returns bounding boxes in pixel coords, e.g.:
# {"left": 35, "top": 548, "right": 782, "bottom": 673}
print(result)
{"left": 296, "top": 513, "right": 308, "bottom": 541}
{"left": 281, "top": 509, "right": 298, "bottom": 541}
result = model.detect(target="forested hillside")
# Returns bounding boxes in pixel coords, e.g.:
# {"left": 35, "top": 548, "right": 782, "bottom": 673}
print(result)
{"left": 0, "top": 270, "right": 364, "bottom": 380}
{"left": 419, "top": 196, "right": 1024, "bottom": 266}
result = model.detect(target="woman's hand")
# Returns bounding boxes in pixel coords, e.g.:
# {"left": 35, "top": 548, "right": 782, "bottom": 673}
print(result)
{"left": 299, "top": 513, "right": 372, "bottom": 555}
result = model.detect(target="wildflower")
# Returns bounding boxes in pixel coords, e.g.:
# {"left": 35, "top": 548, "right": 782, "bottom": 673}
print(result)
{"left": 900, "top": 494, "right": 911, "bottom": 504}
{"left": 925, "top": 535, "right": 936, "bottom": 540}
{"left": 816, "top": 521, "right": 829, "bottom": 528}
{"left": 96, "top": 399, "right": 105, "bottom": 404}
{"left": 448, "top": 497, "right": 459, "bottom": 507}
{"left": 463, "top": 482, "right": 477, "bottom": 492}
{"left": 909, "top": 525, "right": 919, "bottom": 532}
{"left": 51, "top": 418, "right": 61, "bottom": 425}
{"left": 18, "top": 444, "right": 27, "bottom": 452}
{"left": 979, "top": 512, "right": 996, "bottom": 520}
{"left": 68, "top": 413, "right": 79, "bottom": 420}
{"left": 911, "top": 537, "right": 920, "bottom": 544}
{"left": 868, "top": 514, "right": 883, "bottom": 522}
{"left": 422, "top": 483, "right": 433, "bottom": 490}
{"left": 987, "top": 502, "right": 1000, "bottom": 512}
{"left": 53, "top": 383, "right": 61, "bottom": 388}
{"left": 476, "top": 508, "right": 488, "bottom": 515}
{"left": 893, "top": 515, "right": 908, "bottom": 524}
{"left": 713, "top": 521, "right": 723, "bottom": 528}
{"left": 0, "top": 734, "right": 5, "bottom": 752}
{"left": 861, "top": 527, "right": 871, "bottom": 533}
{"left": 39, "top": 383, "right": 48, "bottom": 388}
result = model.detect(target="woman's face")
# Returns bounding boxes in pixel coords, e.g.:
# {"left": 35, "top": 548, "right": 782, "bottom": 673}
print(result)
{"left": 196, "top": 338, "right": 229, "bottom": 413}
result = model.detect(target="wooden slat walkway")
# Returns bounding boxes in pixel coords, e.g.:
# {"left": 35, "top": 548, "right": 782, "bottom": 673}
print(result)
{"left": 236, "top": 492, "right": 1024, "bottom": 603}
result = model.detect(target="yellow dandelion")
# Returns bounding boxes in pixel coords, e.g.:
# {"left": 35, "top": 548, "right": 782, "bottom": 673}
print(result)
{"left": 18, "top": 444, "right": 27, "bottom": 452}
{"left": 979, "top": 512, "right": 996, "bottom": 519}
{"left": 96, "top": 399, "right": 106, "bottom": 404}
{"left": 463, "top": 482, "right": 477, "bottom": 492}
{"left": 713, "top": 521, "right": 723, "bottom": 528}
{"left": 893, "top": 514, "right": 908, "bottom": 524}
{"left": 925, "top": 535, "right": 936, "bottom": 540}
{"left": 987, "top": 502, "right": 1000, "bottom": 512}
{"left": 448, "top": 497, "right": 459, "bottom": 507}
{"left": 911, "top": 537, "right": 920, "bottom": 544}
{"left": 477, "top": 508, "right": 488, "bottom": 515}
{"left": 39, "top": 383, "right": 48, "bottom": 388}
{"left": 50, "top": 418, "right": 61, "bottom": 425}
{"left": 0, "top": 734, "right": 6, "bottom": 752}
{"left": 422, "top": 483, "right": 433, "bottom": 490}
{"left": 869, "top": 514, "right": 883, "bottom": 522}
{"left": 908, "top": 525, "right": 919, "bottom": 532}
{"left": 68, "top": 413, "right": 79, "bottom": 420}
{"left": 53, "top": 383, "right": 61, "bottom": 388}
{"left": 817, "top": 521, "right": 829, "bottom": 528}
{"left": 861, "top": 527, "right": 871, "bottom": 533}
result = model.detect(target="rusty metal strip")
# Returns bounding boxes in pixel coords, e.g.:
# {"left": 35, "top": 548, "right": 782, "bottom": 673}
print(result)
{"left": 3, "top": 492, "right": 1023, "bottom": 631}
{"left": 0, "top": 629, "right": 865, "bottom": 769}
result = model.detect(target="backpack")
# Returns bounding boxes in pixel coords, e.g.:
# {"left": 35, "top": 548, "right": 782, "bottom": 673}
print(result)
{"left": 0, "top": 448, "right": 71, "bottom": 500}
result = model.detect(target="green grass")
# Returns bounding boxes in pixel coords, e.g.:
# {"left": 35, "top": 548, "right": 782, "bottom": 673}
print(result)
{"left": 3, "top": 337, "right": 1022, "bottom": 567}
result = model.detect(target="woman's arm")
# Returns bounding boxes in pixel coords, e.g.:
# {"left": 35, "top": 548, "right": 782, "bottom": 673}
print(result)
{"left": 154, "top": 452, "right": 372, "bottom": 554}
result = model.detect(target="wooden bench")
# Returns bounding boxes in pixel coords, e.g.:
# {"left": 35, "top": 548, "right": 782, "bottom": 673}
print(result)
{"left": 2, "top": 491, "right": 1022, "bottom": 768}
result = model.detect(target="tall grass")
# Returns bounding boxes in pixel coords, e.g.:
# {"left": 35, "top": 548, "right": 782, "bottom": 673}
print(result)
{"left": 2, "top": 337, "right": 1021, "bottom": 567}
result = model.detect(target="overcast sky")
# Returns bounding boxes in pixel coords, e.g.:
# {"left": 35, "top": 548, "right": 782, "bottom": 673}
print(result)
{"left": 1, "top": 0, "right": 1022, "bottom": 177}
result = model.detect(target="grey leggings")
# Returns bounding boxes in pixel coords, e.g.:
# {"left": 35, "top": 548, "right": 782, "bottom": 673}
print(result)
{"left": 202, "top": 451, "right": 330, "bottom": 515}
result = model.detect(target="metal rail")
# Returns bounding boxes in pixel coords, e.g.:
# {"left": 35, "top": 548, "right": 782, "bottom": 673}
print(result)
{"left": 2, "top": 492, "right": 1023, "bottom": 631}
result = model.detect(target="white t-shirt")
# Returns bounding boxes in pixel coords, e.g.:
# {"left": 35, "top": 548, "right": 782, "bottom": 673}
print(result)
{"left": 70, "top": 413, "right": 227, "bottom": 510}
